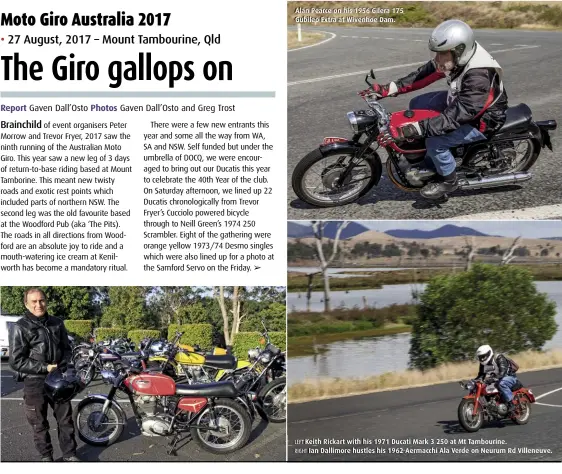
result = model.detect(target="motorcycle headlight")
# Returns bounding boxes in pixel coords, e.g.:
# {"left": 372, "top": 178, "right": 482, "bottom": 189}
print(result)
{"left": 259, "top": 352, "right": 271, "bottom": 364}
{"left": 248, "top": 348, "right": 260, "bottom": 361}
{"left": 466, "top": 381, "right": 475, "bottom": 391}
{"left": 347, "top": 112, "right": 359, "bottom": 132}
{"left": 88, "top": 349, "right": 94, "bottom": 357}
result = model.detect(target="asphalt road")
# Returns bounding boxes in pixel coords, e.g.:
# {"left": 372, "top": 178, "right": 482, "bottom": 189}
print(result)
{"left": 288, "top": 26, "right": 562, "bottom": 220}
{"left": 0, "top": 362, "right": 286, "bottom": 462}
{"left": 288, "top": 367, "right": 562, "bottom": 462}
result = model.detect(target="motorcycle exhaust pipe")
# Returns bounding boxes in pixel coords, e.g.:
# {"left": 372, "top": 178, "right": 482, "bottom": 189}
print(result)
{"left": 458, "top": 172, "right": 531, "bottom": 190}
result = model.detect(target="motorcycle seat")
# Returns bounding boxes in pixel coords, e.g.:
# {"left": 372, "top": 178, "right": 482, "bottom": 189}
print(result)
{"left": 175, "top": 380, "right": 238, "bottom": 398}
{"left": 204, "top": 354, "right": 237, "bottom": 370}
{"left": 496, "top": 104, "right": 532, "bottom": 134}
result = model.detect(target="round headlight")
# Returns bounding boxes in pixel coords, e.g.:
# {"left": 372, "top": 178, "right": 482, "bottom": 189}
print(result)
{"left": 259, "top": 352, "right": 271, "bottom": 364}
{"left": 466, "top": 381, "right": 475, "bottom": 391}
{"left": 347, "top": 112, "right": 359, "bottom": 132}
{"left": 248, "top": 348, "right": 260, "bottom": 361}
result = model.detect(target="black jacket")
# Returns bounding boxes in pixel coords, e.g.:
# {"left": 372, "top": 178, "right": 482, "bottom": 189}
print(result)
{"left": 475, "top": 353, "right": 515, "bottom": 380}
{"left": 392, "top": 53, "right": 508, "bottom": 136}
{"left": 8, "top": 311, "right": 72, "bottom": 379}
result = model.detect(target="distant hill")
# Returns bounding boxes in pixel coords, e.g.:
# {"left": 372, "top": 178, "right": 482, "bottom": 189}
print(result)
{"left": 288, "top": 222, "right": 370, "bottom": 239}
{"left": 541, "top": 236, "right": 562, "bottom": 241}
{"left": 287, "top": 222, "right": 313, "bottom": 238}
{"left": 384, "top": 224, "right": 491, "bottom": 240}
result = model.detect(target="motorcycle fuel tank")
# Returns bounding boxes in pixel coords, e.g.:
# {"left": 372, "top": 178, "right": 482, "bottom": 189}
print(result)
{"left": 389, "top": 109, "right": 441, "bottom": 138}
{"left": 175, "top": 351, "right": 206, "bottom": 365}
{"left": 128, "top": 373, "right": 176, "bottom": 396}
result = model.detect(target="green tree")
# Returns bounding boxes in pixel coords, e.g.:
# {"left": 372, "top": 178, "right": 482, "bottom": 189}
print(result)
{"left": 408, "top": 263, "right": 558, "bottom": 370}
{"left": 0, "top": 286, "right": 93, "bottom": 320}
{"left": 101, "top": 286, "right": 152, "bottom": 330}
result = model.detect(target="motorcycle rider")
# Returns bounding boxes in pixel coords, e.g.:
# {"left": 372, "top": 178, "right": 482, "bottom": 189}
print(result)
{"left": 368, "top": 19, "right": 508, "bottom": 200}
{"left": 475, "top": 344, "right": 519, "bottom": 414}
{"left": 8, "top": 288, "right": 81, "bottom": 462}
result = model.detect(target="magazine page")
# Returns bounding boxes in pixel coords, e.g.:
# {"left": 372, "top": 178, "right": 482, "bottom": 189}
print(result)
{"left": 2, "top": 0, "right": 562, "bottom": 471}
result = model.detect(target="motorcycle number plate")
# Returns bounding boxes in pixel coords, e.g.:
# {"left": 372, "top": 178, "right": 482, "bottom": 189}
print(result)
{"left": 322, "top": 137, "right": 348, "bottom": 145}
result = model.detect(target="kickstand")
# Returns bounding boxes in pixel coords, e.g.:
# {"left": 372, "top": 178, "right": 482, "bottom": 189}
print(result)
{"left": 166, "top": 433, "right": 180, "bottom": 456}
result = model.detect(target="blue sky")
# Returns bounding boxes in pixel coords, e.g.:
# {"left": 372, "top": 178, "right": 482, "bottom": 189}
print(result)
{"left": 291, "top": 221, "right": 562, "bottom": 239}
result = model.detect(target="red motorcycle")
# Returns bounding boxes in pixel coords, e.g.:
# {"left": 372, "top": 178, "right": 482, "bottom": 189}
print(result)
{"left": 73, "top": 356, "right": 252, "bottom": 455}
{"left": 291, "top": 69, "right": 557, "bottom": 206}
{"left": 457, "top": 375, "right": 535, "bottom": 432}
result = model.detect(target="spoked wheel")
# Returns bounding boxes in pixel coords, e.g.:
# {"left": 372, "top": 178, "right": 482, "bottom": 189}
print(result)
{"left": 191, "top": 399, "right": 251, "bottom": 454}
{"left": 76, "top": 361, "right": 96, "bottom": 386}
{"left": 512, "top": 397, "right": 531, "bottom": 425}
{"left": 258, "top": 377, "right": 286, "bottom": 423}
{"left": 75, "top": 399, "right": 125, "bottom": 446}
{"left": 505, "top": 138, "right": 538, "bottom": 172}
{"left": 291, "top": 148, "right": 380, "bottom": 207}
{"left": 457, "top": 399, "right": 484, "bottom": 432}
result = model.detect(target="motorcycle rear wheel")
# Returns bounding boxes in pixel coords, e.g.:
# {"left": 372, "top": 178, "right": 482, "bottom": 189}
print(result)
{"left": 258, "top": 377, "right": 286, "bottom": 423}
{"left": 512, "top": 398, "right": 531, "bottom": 425}
{"left": 291, "top": 148, "right": 379, "bottom": 207}
{"left": 457, "top": 399, "right": 484, "bottom": 432}
{"left": 191, "top": 399, "right": 251, "bottom": 454}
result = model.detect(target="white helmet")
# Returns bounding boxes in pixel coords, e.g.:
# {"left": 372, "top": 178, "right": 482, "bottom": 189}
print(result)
{"left": 428, "top": 19, "right": 476, "bottom": 69}
{"left": 476, "top": 344, "right": 493, "bottom": 365}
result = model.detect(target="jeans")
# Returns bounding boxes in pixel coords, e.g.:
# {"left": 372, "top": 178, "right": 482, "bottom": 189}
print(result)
{"left": 409, "top": 91, "right": 487, "bottom": 176}
{"left": 23, "top": 377, "right": 77, "bottom": 458}
{"left": 497, "top": 375, "right": 519, "bottom": 403}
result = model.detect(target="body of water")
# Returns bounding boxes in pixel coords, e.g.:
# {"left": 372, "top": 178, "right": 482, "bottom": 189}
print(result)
{"left": 288, "top": 281, "right": 562, "bottom": 386}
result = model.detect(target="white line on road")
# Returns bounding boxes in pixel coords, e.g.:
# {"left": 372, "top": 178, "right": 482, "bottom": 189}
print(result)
{"left": 454, "top": 204, "right": 562, "bottom": 220}
{"left": 490, "top": 43, "right": 504, "bottom": 45}
{"left": 536, "top": 402, "right": 562, "bottom": 407}
{"left": 413, "top": 39, "right": 424, "bottom": 42}
{"left": 536, "top": 386, "right": 562, "bottom": 400}
{"left": 288, "top": 45, "right": 540, "bottom": 86}
{"left": 289, "top": 31, "right": 337, "bottom": 52}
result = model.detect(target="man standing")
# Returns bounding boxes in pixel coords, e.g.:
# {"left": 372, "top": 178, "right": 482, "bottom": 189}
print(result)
{"left": 8, "top": 288, "right": 81, "bottom": 462}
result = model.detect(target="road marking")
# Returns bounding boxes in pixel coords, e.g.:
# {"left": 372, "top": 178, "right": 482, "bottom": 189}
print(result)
{"left": 289, "top": 31, "right": 337, "bottom": 52}
{"left": 536, "top": 402, "right": 562, "bottom": 407}
{"left": 490, "top": 43, "right": 504, "bottom": 45}
{"left": 454, "top": 204, "right": 562, "bottom": 220}
{"left": 361, "top": 36, "right": 369, "bottom": 39}
{"left": 536, "top": 386, "right": 562, "bottom": 400}
{"left": 288, "top": 45, "right": 540, "bottom": 86}
{"left": 413, "top": 39, "right": 424, "bottom": 42}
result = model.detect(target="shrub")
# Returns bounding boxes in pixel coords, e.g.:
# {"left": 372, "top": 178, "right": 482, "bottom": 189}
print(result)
{"left": 167, "top": 324, "right": 213, "bottom": 349}
{"left": 95, "top": 327, "right": 128, "bottom": 341}
{"left": 232, "top": 331, "right": 286, "bottom": 360}
{"left": 128, "top": 329, "right": 162, "bottom": 346}
{"left": 64, "top": 320, "right": 94, "bottom": 342}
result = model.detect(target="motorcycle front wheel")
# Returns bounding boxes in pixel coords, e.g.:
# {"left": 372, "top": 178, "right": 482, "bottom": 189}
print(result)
{"left": 191, "top": 399, "right": 251, "bottom": 454}
{"left": 457, "top": 399, "right": 484, "bottom": 432}
{"left": 291, "top": 148, "right": 380, "bottom": 207}
{"left": 74, "top": 399, "right": 126, "bottom": 446}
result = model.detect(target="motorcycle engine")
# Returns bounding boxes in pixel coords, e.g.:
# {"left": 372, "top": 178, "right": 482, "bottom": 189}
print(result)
{"left": 135, "top": 395, "right": 158, "bottom": 416}
{"left": 186, "top": 366, "right": 212, "bottom": 384}
{"left": 497, "top": 403, "right": 508, "bottom": 416}
{"left": 134, "top": 395, "right": 172, "bottom": 437}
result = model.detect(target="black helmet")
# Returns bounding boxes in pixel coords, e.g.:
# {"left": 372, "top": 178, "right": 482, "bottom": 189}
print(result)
{"left": 44, "top": 367, "right": 85, "bottom": 403}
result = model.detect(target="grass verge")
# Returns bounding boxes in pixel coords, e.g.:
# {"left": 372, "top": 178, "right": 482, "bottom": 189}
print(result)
{"left": 287, "top": 264, "right": 562, "bottom": 292}
{"left": 288, "top": 30, "right": 326, "bottom": 49}
{"left": 288, "top": 349, "right": 562, "bottom": 403}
